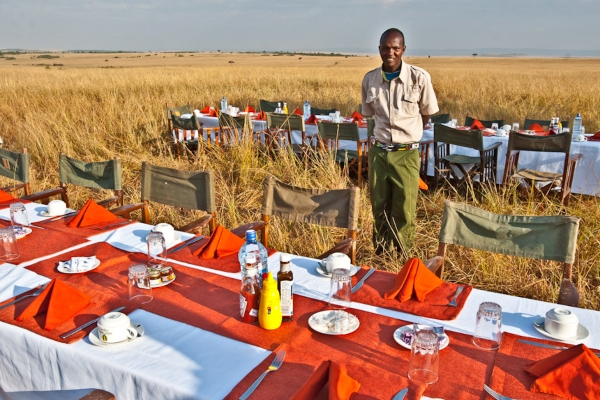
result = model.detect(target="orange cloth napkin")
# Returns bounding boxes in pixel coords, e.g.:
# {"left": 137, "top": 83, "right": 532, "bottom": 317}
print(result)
{"left": 384, "top": 258, "right": 443, "bottom": 302}
{"left": 588, "top": 131, "right": 600, "bottom": 142}
{"left": 255, "top": 111, "right": 267, "bottom": 120}
{"left": 293, "top": 107, "right": 303, "bottom": 115}
{"left": 201, "top": 105, "right": 212, "bottom": 113}
{"left": 306, "top": 114, "right": 318, "bottom": 125}
{"left": 527, "top": 122, "right": 545, "bottom": 133}
{"left": 291, "top": 360, "right": 361, "bottom": 400}
{"left": 350, "top": 111, "right": 363, "bottom": 122}
{"left": 470, "top": 119, "right": 485, "bottom": 130}
{"left": 0, "top": 189, "right": 15, "bottom": 202}
{"left": 244, "top": 106, "right": 256, "bottom": 113}
{"left": 16, "top": 279, "right": 91, "bottom": 330}
{"left": 208, "top": 108, "right": 218, "bottom": 117}
{"left": 418, "top": 178, "right": 428, "bottom": 191}
{"left": 525, "top": 344, "right": 600, "bottom": 399}
{"left": 192, "top": 225, "right": 245, "bottom": 259}
{"left": 66, "top": 199, "right": 117, "bottom": 228}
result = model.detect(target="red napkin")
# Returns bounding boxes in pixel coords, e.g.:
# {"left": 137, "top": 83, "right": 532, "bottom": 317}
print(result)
{"left": 66, "top": 199, "right": 117, "bottom": 228}
{"left": 470, "top": 119, "right": 485, "bottom": 130}
{"left": 588, "top": 131, "right": 600, "bottom": 142}
{"left": 244, "top": 106, "right": 256, "bottom": 113}
{"left": 201, "top": 105, "right": 212, "bottom": 113}
{"left": 293, "top": 107, "right": 303, "bottom": 115}
{"left": 306, "top": 114, "right": 318, "bottom": 125}
{"left": 525, "top": 344, "right": 600, "bottom": 399}
{"left": 384, "top": 258, "right": 443, "bottom": 302}
{"left": 350, "top": 111, "right": 363, "bottom": 122}
{"left": 255, "top": 111, "right": 267, "bottom": 121}
{"left": 0, "top": 189, "right": 15, "bottom": 202}
{"left": 208, "top": 108, "right": 218, "bottom": 117}
{"left": 16, "top": 279, "right": 91, "bottom": 331}
{"left": 527, "top": 122, "right": 545, "bottom": 133}
{"left": 418, "top": 178, "right": 428, "bottom": 191}
{"left": 290, "top": 360, "right": 361, "bottom": 400}
{"left": 192, "top": 225, "right": 245, "bottom": 259}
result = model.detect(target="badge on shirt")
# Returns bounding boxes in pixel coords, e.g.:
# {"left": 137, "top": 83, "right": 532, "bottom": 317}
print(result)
{"left": 370, "top": 136, "right": 376, "bottom": 146}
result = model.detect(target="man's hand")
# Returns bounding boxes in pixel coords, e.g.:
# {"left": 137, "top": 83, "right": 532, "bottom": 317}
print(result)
{"left": 421, "top": 114, "right": 431, "bottom": 128}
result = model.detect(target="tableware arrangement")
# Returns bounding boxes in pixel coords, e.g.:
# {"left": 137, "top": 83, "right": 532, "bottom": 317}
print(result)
{"left": 407, "top": 329, "right": 439, "bottom": 384}
{"left": 0, "top": 227, "right": 19, "bottom": 261}
{"left": 512, "top": 122, "right": 520, "bottom": 131}
{"left": 483, "top": 384, "right": 517, "bottom": 400}
{"left": 13, "top": 227, "right": 32, "bottom": 239}
{"left": 532, "top": 308, "right": 589, "bottom": 342}
{"left": 472, "top": 302, "right": 502, "bottom": 350}
{"left": 351, "top": 267, "right": 375, "bottom": 294}
{"left": 491, "top": 123, "right": 498, "bottom": 131}
{"left": 10, "top": 202, "right": 30, "bottom": 235}
{"left": 152, "top": 223, "right": 181, "bottom": 244}
{"left": 308, "top": 309, "right": 360, "bottom": 335}
{"left": 328, "top": 268, "right": 352, "bottom": 309}
{"left": 95, "top": 311, "right": 139, "bottom": 343}
{"left": 325, "top": 252, "right": 351, "bottom": 273}
{"left": 147, "top": 231, "right": 167, "bottom": 266}
{"left": 394, "top": 324, "right": 450, "bottom": 350}
{"left": 128, "top": 264, "right": 153, "bottom": 303}
{"left": 57, "top": 256, "right": 100, "bottom": 274}
{"left": 0, "top": 283, "right": 48, "bottom": 311}
{"left": 316, "top": 260, "right": 360, "bottom": 277}
{"left": 448, "top": 285, "right": 464, "bottom": 306}
{"left": 60, "top": 306, "right": 126, "bottom": 339}
{"left": 495, "top": 128, "right": 508, "bottom": 137}
{"left": 239, "top": 350, "right": 286, "bottom": 400}
{"left": 41, "top": 200, "right": 67, "bottom": 217}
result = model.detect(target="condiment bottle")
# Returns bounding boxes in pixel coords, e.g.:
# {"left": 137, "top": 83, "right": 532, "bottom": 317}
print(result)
{"left": 283, "top": 102, "right": 289, "bottom": 115}
{"left": 240, "top": 255, "right": 261, "bottom": 324}
{"left": 277, "top": 253, "right": 293, "bottom": 322}
{"left": 258, "top": 272, "right": 282, "bottom": 330}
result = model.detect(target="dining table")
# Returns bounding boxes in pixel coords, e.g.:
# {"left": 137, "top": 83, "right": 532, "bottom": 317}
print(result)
{"left": 0, "top": 200, "right": 599, "bottom": 400}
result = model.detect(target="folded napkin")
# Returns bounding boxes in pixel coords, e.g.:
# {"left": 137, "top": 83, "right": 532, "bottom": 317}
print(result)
{"left": 306, "top": 114, "right": 318, "bottom": 125}
{"left": 201, "top": 105, "right": 212, "bottom": 113}
{"left": 470, "top": 120, "right": 486, "bottom": 130}
{"left": 350, "top": 111, "right": 363, "bottom": 122}
{"left": 588, "top": 131, "right": 600, "bottom": 142}
{"left": 291, "top": 360, "right": 361, "bottom": 400}
{"left": 244, "top": 105, "right": 256, "bottom": 113}
{"left": 16, "top": 279, "right": 91, "bottom": 330}
{"left": 525, "top": 344, "right": 600, "bottom": 399}
{"left": 293, "top": 107, "right": 303, "bottom": 115}
{"left": 66, "top": 198, "right": 117, "bottom": 228}
{"left": 192, "top": 225, "right": 245, "bottom": 259}
{"left": 384, "top": 258, "right": 443, "bottom": 302}
{"left": 0, "top": 189, "right": 15, "bottom": 202}
{"left": 255, "top": 111, "right": 267, "bottom": 120}
{"left": 418, "top": 178, "right": 428, "bottom": 191}
{"left": 526, "top": 122, "right": 545, "bottom": 133}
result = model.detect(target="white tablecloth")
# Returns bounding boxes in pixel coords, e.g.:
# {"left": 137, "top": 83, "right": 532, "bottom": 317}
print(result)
{"left": 0, "top": 263, "right": 50, "bottom": 303}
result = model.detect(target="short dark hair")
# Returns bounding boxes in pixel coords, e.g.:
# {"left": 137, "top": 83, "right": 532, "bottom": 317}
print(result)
{"left": 380, "top": 28, "right": 405, "bottom": 46}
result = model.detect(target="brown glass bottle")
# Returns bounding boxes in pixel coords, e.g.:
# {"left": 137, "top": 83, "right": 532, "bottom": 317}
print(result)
{"left": 277, "top": 253, "right": 293, "bottom": 322}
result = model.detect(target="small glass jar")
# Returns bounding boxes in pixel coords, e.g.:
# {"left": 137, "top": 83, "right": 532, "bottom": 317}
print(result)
{"left": 148, "top": 267, "right": 162, "bottom": 286}
{"left": 160, "top": 266, "right": 175, "bottom": 282}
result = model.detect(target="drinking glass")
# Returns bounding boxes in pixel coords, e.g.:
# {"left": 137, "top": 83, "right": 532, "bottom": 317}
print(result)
{"left": 472, "top": 302, "right": 503, "bottom": 350}
{"left": 491, "top": 123, "right": 498, "bottom": 131}
{"left": 9, "top": 202, "right": 29, "bottom": 234}
{"left": 128, "top": 264, "right": 152, "bottom": 303}
{"left": 580, "top": 126, "right": 585, "bottom": 135}
{"left": 328, "top": 268, "right": 352, "bottom": 309}
{"left": 407, "top": 330, "right": 439, "bottom": 384}
{"left": 451, "top": 119, "right": 458, "bottom": 128}
{"left": 0, "top": 227, "right": 19, "bottom": 261}
{"left": 512, "top": 122, "right": 520, "bottom": 132}
{"left": 147, "top": 231, "right": 166, "bottom": 267}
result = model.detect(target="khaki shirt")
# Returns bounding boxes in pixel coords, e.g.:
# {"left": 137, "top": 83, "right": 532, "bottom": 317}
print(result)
{"left": 361, "top": 61, "right": 439, "bottom": 144}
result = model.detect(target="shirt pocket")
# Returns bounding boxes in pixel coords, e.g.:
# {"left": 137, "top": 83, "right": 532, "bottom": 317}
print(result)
{"left": 401, "top": 89, "right": 420, "bottom": 116}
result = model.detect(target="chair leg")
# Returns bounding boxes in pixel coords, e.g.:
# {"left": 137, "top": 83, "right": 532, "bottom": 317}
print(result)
{"left": 557, "top": 279, "right": 579, "bottom": 307}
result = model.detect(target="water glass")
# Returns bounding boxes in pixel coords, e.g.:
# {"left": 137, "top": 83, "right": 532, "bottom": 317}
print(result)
{"left": 10, "top": 202, "right": 29, "bottom": 234}
{"left": 0, "top": 227, "right": 19, "bottom": 261}
{"left": 328, "top": 268, "right": 352, "bottom": 309}
{"left": 147, "top": 231, "right": 166, "bottom": 266}
{"left": 128, "top": 264, "right": 152, "bottom": 303}
{"left": 580, "top": 126, "right": 585, "bottom": 135}
{"left": 512, "top": 122, "right": 520, "bottom": 132}
{"left": 491, "top": 123, "right": 498, "bottom": 131}
{"left": 407, "top": 330, "right": 439, "bottom": 384}
{"left": 451, "top": 119, "right": 458, "bottom": 128}
{"left": 472, "top": 302, "right": 503, "bottom": 350}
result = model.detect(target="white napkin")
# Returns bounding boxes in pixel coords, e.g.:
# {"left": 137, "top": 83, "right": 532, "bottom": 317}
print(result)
{"left": 58, "top": 256, "right": 97, "bottom": 272}
{"left": 0, "top": 263, "right": 51, "bottom": 303}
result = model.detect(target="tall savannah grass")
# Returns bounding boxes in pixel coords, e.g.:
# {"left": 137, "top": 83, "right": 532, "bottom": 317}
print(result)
{"left": 0, "top": 55, "right": 599, "bottom": 309}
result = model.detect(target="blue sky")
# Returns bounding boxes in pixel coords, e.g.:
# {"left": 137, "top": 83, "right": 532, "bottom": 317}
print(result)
{"left": 2, "top": 0, "right": 599, "bottom": 55}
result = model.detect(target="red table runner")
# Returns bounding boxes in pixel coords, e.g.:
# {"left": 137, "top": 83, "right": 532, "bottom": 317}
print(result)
{"left": 33, "top": 217, "right": 136, "bottom": 238}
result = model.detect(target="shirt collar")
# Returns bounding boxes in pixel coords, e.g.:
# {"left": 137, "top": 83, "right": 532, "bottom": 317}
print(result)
{"left": 380, "top": 60, "right": 409, "bottom": 83}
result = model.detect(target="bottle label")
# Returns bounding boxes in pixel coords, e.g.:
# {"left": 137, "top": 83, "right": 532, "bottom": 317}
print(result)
{"left": 280, "top": 281, "right": 293, "bottom": 317}
{"left": 239, "top": 293, "right": 247, "bottom": 318}
{"left": 249, "top": 308, "right": 258, "bottom": 317}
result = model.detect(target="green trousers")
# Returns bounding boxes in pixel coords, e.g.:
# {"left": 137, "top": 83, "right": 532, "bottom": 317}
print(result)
{"left": 368, "top": 145, "right": 420, "bottom": 253}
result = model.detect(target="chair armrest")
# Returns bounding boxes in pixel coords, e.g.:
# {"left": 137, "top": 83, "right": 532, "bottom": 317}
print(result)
{"left": 484, "top": 142, "right": 502, "bottom": 151}
{"left": 110, "top": 202, "right": 145, "bottom": 218}
{"left": 424, "top": 256, "right": 444, "bottom": 276}
{"left": 21, "top": 187, "right": 64, "bottom": 203}
{"left": 230, "top": 221, "right": 265, "bottom": 238}
{"left": 97, "top": 196, "right": 120, "bottom": 209}
{"left": 570, "top": 153, "right": 582, "bottom": 162}
{"left": 317, "top": 238, "right": 354, "bottom": 261}
{"left": 178, "top": 214, "right": 213, "bottom": 234}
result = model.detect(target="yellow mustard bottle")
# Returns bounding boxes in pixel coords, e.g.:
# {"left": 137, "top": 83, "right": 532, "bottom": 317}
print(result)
{"left": 258, "top": 272, "right": 282, "bottom": 330}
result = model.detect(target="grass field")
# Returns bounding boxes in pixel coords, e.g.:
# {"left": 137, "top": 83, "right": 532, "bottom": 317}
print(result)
{"left": 1, "top": 52, "right": 599, "bottom": 309}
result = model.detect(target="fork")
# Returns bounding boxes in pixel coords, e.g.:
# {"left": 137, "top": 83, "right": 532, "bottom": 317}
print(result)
{"left": 239, "top": 350, "right": 286, "bottom": 400}
{"left": 484, "top": 384, "right": 520, "bottom": 400}
{"left": 448, "top": 285, "right": 464, "bottom": 307}
{"left": 0, "top": 283, "right": 49, "bottom": 311}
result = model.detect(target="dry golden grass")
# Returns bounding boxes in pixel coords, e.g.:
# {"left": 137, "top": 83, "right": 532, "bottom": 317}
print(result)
{"left": 1, "top": 52, "right": 599, "bottom": 309}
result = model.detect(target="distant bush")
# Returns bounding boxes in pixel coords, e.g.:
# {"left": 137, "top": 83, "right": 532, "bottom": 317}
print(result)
{"left": 37, "top": 54, "right": 60, "bottom": 59}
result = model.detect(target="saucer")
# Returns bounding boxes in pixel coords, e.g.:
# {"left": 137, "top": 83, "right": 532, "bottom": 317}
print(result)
{"left": 57, "top": 258, "right": 101, "bottom": 274}
{"left": 393, "top": 324, "right": 450, "bottom": 350}
{"left": 533, "top": 317, "right": 589, "bottom": 342}
{"left": 89, "top": 322, "right": 144, "bottom": 347}
{"left": 316, "top": 261, "right": 360, "bottom": 277}
{"left": 13, "top": 227, "right": 32, "bottom": 239}
{"left": 41, "top": 211, "right": 64, "bottom": 217}
{"left": 308, "top": 310, "right": 359, "bottom": 335}
{"left": 139, "top": 274, "right": 176, "bottom": 289}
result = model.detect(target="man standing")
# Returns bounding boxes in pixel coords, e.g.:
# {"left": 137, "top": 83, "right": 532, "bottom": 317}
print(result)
{"left": 361, "top": 28, "right": 439, "bottom": 255}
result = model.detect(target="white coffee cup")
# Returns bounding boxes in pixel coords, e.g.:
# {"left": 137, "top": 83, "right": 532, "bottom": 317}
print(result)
{"left": 496, "top": 128, "right": 508, "bottom": 137}
{"left": 153, "top": 223, "right": 175, "bottom": 243}
{"left": 573, "top": 134, "right": 587, "bottom": 142}
{"left": 325, "top": 252, "right": 351, "bottom": 273}
{"left": 544, "top": 308, "right": 579, "bottom": 339}
{"left": 502, "top": 124, "right": 512, "bottom": 132}
{"left": 47, "top": 200, "right": 67, "bottom": 216}
{"left": 97, "top": 312, "right": 137, "bottom": 343}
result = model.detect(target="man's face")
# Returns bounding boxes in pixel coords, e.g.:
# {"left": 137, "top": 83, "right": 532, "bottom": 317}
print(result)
{"left": 379, "top": 32, "right": 405, "bottom": 72}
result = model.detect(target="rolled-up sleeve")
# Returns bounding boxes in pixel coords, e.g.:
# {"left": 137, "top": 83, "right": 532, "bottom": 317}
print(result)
{"left": 361, "top": 77, "right": 375, "bottom": 117}
{"left": 419, "top": 72, "right": 439, "bottom": 116}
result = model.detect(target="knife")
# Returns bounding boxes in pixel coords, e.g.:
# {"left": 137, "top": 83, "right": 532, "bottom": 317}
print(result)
{"left": 518, "top": 339, "right": 600, "bottom": 357}
{"left": 392, "top": 388, "right": 408, "bottom": 400}
{"left": 169, "top": 235, "right": 205, "bottom": 254}
{"left": 351, "top": 268, "right": 375, "bottom": 294}
{"left": 38, "top": 211, "right": 79, "bottom": 224}
{"left": 60, "top": 306, "right": 125, "bottom": 339}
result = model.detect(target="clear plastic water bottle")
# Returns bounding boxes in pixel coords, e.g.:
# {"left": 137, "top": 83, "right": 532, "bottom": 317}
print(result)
{"left": 220, "top": 96, "right": 228, "bottom": 111}
{"left": 303, "top": 100, "right": 311, "bottom": 120}
{"left": 238, "top": 230, "right": 268, "bottom": 285}
{"left": 276, "top": 102, "right": 282, "bottom": 114}
{"left": 572, "top": 113, "right": 582, "bottom": 136}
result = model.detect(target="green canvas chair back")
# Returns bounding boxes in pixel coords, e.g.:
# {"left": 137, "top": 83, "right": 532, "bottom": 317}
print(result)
{"left": 171, "top": 112, "right": 200, "bottom": 131}
{"left": 434, "top": 124, "right": 484, "bottom": 151}
{"left": 266, "top": 113, "right": 305, "bottom": 132}
{"left": 166, "top": 103, "right": 193, "bottom": 120}
{"left": 218, "top": 112, "right": 248, "bottom": 130}
{"left": 141, "top": 162, "right": 216, "bottom": 213}
{"left": 431, "top": 113, "right": 451, "bottom": 124}
{"left": 259, "top": 99, "right": 285, "bottom": 113}
{"left": 433, "top": 200, "right": 580, "bottom": 306}
{"left": 260, "top": 175, "right": 360, "bottom": 262}
{"left": 464, "top": 116, "right": 504, "bottom": 128}
{"left": 507, "top": 131, "right": 572, "bottom": 154}
{"left": 0, "top": 147, "right": 30, "bottom": 196}
{"left": 311, "top": 107, "right": 337, "bottom": 116}
{"left": 317, "top": 121, "right": 361, "bottom": 143}
{"left": 523, "top": 118, "right": 570, "bottom": 131}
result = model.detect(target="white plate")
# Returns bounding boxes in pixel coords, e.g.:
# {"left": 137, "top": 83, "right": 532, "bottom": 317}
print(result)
{"left": 533, "top": 317, "right": 590, "bottom": 343}
{"left": 308, "top": 310, "right": 359, "bottom": 335}
{"left": 57, "top": 258, "right": 101, "bottom": 274}
{"left": 139, "top": 273, "right": 176, "bottom": 289}
{"left": 40, "top": 211, "right": 65, "bottom": 217}
{"left": 14, "top": 227, "right": 32, "bottom": 239}
{"left": 88, "top": 322, "right": 144, "bottom": 347}
{"left": 393, "top": 324, "right": 450, "bottom": 350}
{"left": 316, "top": 261, "right": 360, "bottom": 277}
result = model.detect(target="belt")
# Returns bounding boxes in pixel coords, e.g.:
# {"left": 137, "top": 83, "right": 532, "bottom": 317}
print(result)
{"left": 374, "top": 140, "right": 419, "bottom": 152}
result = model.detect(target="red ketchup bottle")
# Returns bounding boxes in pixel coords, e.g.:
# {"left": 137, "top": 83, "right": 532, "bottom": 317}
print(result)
{"left": 240, "top": 254, "right": 261, "bottom": 323}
